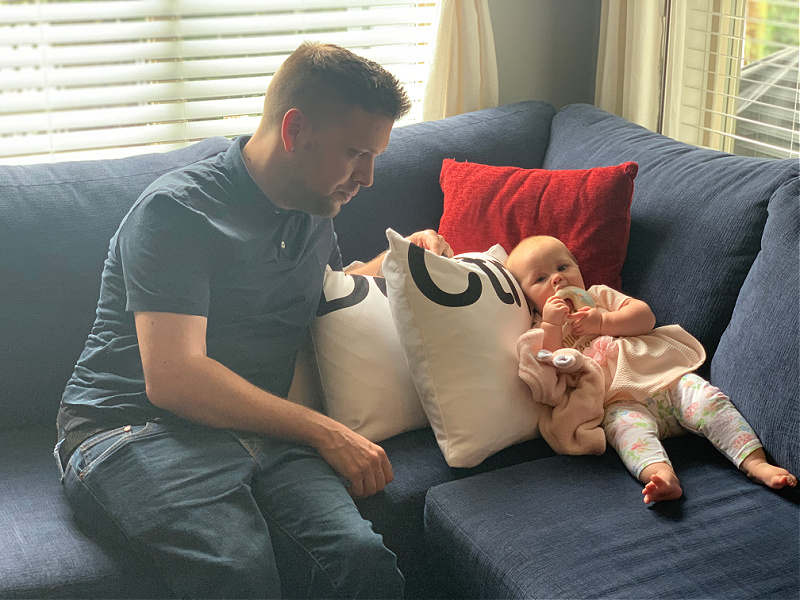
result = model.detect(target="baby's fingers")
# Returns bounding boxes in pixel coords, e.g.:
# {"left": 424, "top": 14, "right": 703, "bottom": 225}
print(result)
{"left": 568, "top": 310, "right": 587, "bottom": 323}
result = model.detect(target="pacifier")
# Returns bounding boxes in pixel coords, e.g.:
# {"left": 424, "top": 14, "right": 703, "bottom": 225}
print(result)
{"left": 555, "top": 286, "right": 595, "bottom": 312}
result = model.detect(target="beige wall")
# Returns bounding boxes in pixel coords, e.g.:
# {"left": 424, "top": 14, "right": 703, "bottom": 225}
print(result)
{"left": 488, "top": 0, "right": 602, "bottom": 109}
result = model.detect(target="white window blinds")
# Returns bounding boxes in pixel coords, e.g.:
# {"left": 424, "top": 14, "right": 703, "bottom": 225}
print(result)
{"left": 665, "top": 0, "right": 799, "bottom": 159}
{"left": 0, "top": 0, "right": 439, "bottom": 164}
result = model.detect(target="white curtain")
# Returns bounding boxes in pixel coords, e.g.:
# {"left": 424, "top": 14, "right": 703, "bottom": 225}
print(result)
{"left": 594, "top": 0, "right": 668, "bottom": 131}
{"left": 422, "top": 0, "right": 499, "bottom": 121}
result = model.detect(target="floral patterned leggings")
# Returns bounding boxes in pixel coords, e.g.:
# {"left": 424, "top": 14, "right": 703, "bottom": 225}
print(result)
{"left": 603, "top": 373, "right": 763, "bottom": 478}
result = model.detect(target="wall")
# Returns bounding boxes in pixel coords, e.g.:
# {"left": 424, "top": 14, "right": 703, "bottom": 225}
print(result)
{"left": 488, "top": 0, "right": 602, "bottom": 109}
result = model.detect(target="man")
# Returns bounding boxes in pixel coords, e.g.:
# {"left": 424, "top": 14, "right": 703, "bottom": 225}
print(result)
{"left": 55, "top": 42, "right": 452, "bottom": 598}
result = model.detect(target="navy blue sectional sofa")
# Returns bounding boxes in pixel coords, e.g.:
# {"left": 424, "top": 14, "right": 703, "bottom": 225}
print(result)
{"left": 1, "top": 101, "right": 797, "bottom": 599}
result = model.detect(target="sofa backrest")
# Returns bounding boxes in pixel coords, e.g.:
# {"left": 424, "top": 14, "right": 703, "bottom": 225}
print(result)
{"left": 0, "top": 101, "right": 556, "bottom": 431}
{"left": 334, "top": 101, "right": 556, "bottom": 264}
{"left": 0, "top": 137, "right": 231, "bottom": 430}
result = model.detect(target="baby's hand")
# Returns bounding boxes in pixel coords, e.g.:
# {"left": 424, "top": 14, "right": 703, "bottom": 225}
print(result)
{"left": 569, "top": 307, "right": 603, "bottom": 336}
{"left": 541, "top": 296, "right": 572, "bottom": 327}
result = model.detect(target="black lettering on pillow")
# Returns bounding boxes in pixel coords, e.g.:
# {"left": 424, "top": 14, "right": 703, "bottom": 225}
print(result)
{"left": 374, "top": 277, "right": 388, "bottom": 297}
{"left": 457, "top": 257, "right": 522, "bottom": 307}
{"left": 408, "top": 243, "right": 482, "bottom": 307}
{"left": 317, "top": 274, "right": 370, "bottom": 316}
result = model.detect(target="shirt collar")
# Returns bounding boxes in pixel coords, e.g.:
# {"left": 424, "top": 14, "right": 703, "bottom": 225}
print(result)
{"left": 225, "top": 135, "right": 289, "bottom": 216}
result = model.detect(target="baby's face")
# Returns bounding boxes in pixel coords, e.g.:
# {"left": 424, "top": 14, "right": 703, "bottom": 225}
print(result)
{"left": 507, "top": 238, "right": 585, "bottom": 313}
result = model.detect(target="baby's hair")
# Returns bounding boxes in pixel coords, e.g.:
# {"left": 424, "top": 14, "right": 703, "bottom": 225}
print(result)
{"left": 511, "top": 235, "right": 578, "bottom": 264}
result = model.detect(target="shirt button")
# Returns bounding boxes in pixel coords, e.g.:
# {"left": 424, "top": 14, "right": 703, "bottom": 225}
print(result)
{"left": 281, "top": 241, "right": 286, "bottom": 249}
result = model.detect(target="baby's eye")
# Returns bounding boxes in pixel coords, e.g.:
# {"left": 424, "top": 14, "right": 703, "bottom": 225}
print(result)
{"left": 557, "top": 264, "right": 568, "bottom": 272}
{"left": 535, "top": 275, "right": 546, "bottom": 283}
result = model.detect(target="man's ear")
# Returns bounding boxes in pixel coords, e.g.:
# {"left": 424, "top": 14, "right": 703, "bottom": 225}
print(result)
{"left": 281, "top": 108, "right": 305, "bottom": 153}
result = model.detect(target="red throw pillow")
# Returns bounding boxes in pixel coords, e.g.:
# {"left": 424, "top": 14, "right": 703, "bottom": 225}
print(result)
{"left": 438, "top": 159, "right": 638, "bottom": 290}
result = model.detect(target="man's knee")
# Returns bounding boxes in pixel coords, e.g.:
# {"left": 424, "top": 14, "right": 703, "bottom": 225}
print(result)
{"left": 160, "top": 535, "right": 282, "bottom": 599}
{"left": 334, "top": 528, "right": 404, "bottom": 599}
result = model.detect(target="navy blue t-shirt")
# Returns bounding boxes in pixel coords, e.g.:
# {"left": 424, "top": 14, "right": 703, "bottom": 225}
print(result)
{"left": 57, "top": 136, "right": 341, "bottom": 443}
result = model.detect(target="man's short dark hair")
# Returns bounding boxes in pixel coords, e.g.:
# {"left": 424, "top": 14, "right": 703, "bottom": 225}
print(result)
{"left": 263, "top": 42, "right": 411, "bottom": 127}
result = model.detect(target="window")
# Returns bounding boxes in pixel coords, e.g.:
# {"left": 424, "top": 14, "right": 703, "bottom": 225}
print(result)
{"left": 0, "top": 0, "right": 439, "bottom": 164}
{"left": 666, "top": 0, "right": 799, "bottom": 159}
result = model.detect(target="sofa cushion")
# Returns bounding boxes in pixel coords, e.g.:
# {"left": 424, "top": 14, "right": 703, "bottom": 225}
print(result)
{"left": 333, "top": 101, "right": 556, "bottom": 264}
{"left": 0, "top": 137, "right": 232, "bottom": 430}
{"left": 356, "top": 427, "right": 555, "bottom": 599}
{"left": 425, "top": 436, "right": 800, "bottom": 599}
{"left": 711, "top": 177, "right": 800, "bottom": 476}
{"left": 438, "top": 159, "right": 637, "bottom": 290}
{"left": 542, "top": 104, "right": 798, "bottom": 367}
{"left": 0, "top": 427, "right": 170, "bottom": 599}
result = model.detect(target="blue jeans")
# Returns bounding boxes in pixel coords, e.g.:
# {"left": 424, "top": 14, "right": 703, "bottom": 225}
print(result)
{"left": 60, "top": 421, "right": 403, "bottom": 598}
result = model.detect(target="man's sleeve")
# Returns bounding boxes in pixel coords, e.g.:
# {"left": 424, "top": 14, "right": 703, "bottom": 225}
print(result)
{"left": 328, "top": 229, "right": 344, "bottom": 271}
{"left": 119, "top": 194, "right": 214, "bottom": 316}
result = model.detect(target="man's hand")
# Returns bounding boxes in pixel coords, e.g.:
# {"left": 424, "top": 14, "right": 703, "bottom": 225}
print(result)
{"left": 347, "top": 229, "right": 454, "bottom": 276}
{"left": 315, "top": 423, "right": 394, "bottom": 499}
{"left": 406, "top": 229, "right": 453, "bottom": 257}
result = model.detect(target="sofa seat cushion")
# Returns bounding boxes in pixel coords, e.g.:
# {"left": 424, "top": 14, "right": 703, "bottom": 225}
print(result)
{"left": 542, "top": 104, "right": 799, "bottom": 367}
{"left": 0, "top": 427, "right": 170, "bottom": 599}
{"left": 0, "top": 424, "right": 552, "bottom": 599}
{"left": 357, "top": 427, "right": 555, "bottom": 598}
{"left": 425, "top": 435, "right": 799, "bottom": 599}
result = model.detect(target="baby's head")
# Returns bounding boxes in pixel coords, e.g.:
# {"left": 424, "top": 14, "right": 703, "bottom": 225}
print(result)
{"left": 506, "top": 236, "right": 585, "bottom": 313}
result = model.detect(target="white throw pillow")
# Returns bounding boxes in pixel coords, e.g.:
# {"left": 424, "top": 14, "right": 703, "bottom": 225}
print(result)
{"left": 309, "top": 269, "right": 429, "bottom": 442}
{"left": 287, "top": 327, "right": 325, "bottom": 413}
{"left": 383, "top": 228, "right": 539, "bottom": 468}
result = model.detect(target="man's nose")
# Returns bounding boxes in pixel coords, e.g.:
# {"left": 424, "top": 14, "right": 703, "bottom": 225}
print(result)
{"left": 352, "top": 155, "right": 375, "bottom": 188}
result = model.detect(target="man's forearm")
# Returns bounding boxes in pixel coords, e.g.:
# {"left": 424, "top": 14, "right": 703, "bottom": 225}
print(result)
{"left": 344, "top": 250, "right": 387, "bottom": 276}
{"left": 147, "top": 353, "right": 336, "bottom": 448}
{"left": 146, "top": 353, "right": 393, "bottom": 498}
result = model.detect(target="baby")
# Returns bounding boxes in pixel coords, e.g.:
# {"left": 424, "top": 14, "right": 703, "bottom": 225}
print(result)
{"left": 507, "top": 235, "right": 797, "bottom": 503}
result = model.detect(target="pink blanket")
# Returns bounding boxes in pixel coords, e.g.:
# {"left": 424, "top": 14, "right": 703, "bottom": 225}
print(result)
{"left": 517, "top": 329, "right": 606, "bottom": 455}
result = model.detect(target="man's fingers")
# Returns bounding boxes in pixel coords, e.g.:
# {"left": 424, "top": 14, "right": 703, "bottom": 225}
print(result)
{"left": 406, "top": 229, "right": 452, "bottom": 258}
{"left": 347, "top": 478, "right": 365, "bottom": 499}
{"left": 381, "top": 454, "right": 394, "bottom": 486}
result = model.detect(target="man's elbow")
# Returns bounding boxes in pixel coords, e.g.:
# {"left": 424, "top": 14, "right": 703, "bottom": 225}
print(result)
{"left": 145, "top": 378, "right": 177, "bottom": 411}
{"left": 143, "top": 364, "right": 191, "bottom": 412}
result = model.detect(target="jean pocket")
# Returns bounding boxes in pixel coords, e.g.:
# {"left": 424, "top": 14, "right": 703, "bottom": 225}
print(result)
{"left": 71, "top": 422, "right": 154, "bottom": 480}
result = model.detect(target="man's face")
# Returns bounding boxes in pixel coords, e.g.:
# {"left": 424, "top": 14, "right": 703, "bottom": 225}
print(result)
{"left": 290, "top": 107, "right": 394, "bottom": 217}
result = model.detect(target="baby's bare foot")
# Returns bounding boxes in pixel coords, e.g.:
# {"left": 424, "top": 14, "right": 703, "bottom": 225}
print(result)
{"left": 745, "top": 461, "right": 797, "bottom": 489}
{"left": 741, "top": 450, "right": 797, "bottom": 490}
{"left": 640, "top": 463, "right": 683, "bottom": 504}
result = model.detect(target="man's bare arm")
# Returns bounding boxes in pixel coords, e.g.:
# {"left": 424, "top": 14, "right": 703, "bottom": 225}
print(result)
{"left": 345, "top": 229, "right": 453, "bottom": 276}
{"left": 135, "top": 311, "right": 392, "bottom": 498}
